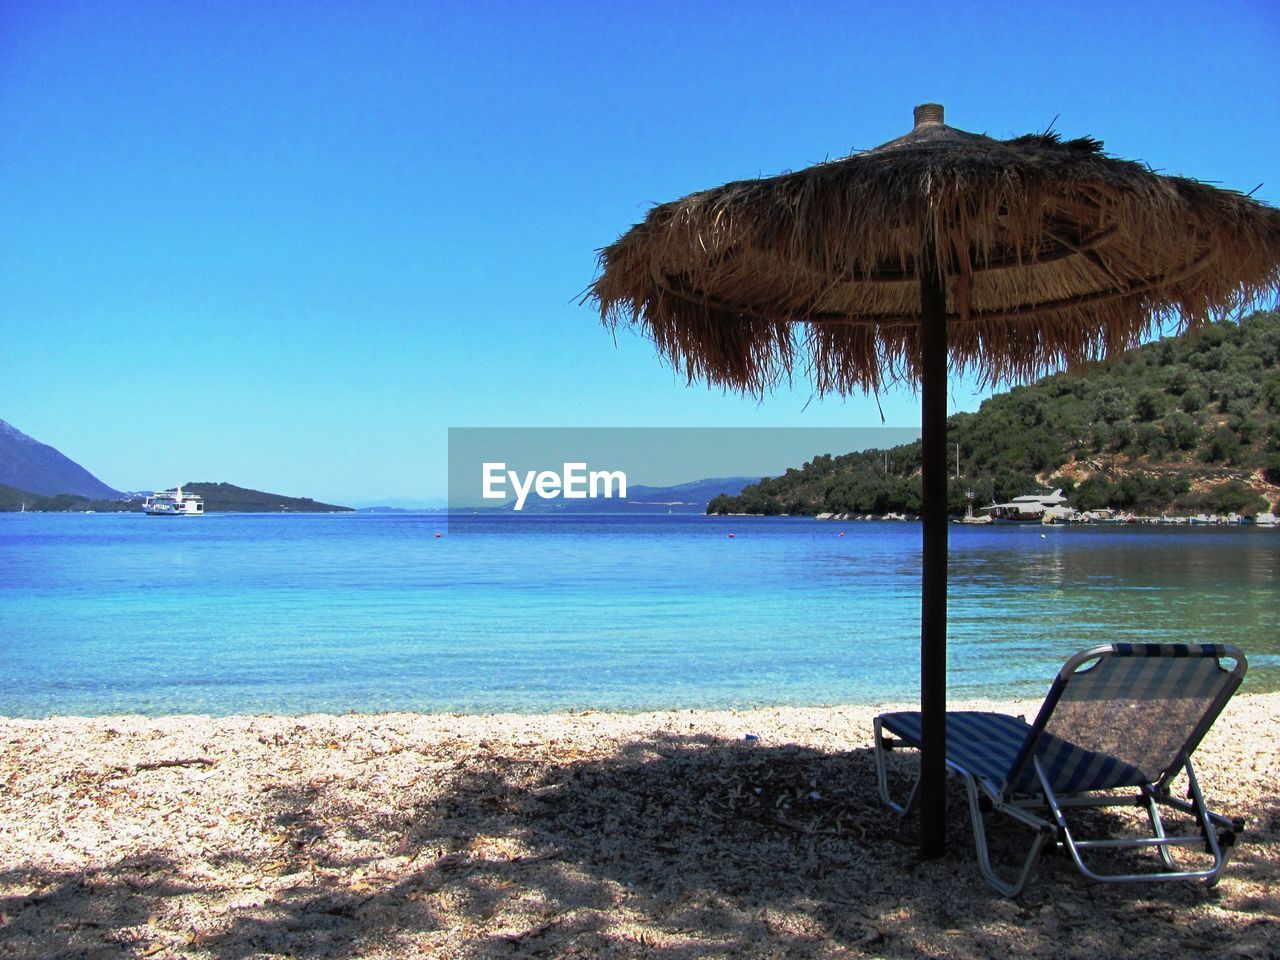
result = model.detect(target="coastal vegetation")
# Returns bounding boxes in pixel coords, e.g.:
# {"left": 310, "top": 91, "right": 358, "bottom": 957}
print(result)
{"left": 709, "top": 310, "right": 1280, "bottom": 517}
{"left": 0, "top": 482, "right": 352, "bottom": 513}
{"left": 0, "top": 483, "right": 138, "bottom": 513}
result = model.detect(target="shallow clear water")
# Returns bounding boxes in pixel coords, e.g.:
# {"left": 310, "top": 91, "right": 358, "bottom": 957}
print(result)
{"left": 0, "top": 513, "right": 1276, "bottom": 716}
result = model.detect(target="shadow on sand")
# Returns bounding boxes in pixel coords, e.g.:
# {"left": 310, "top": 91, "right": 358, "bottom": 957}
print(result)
{"left": 2, "top": 734, "right": 1276, "bottom": 958}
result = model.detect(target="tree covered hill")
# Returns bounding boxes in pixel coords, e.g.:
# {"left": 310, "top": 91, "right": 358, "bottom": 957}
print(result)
{"left": 709, "top": 310, "right": 1280, "bottom": 518}
{"left": 0, "top": 483, "right": 135, "bottom": 513}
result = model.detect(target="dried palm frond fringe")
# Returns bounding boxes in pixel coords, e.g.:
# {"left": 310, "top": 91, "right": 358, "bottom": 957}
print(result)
{"left": 588, "top": 112, "right": 1280, "bottom": 394}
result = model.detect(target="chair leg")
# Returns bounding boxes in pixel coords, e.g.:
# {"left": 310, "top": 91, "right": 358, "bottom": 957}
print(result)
{"left": 874, "top": 720, "right": 1049, "bottom": 896}
{"left": 873, "top": 718, "right": 919, "bottom": 817}
{"left": 1144, "top": 792, "right": 1179, "bottom": 870}
{"left": 1183, "top": 759, "right": 1232, "bottom": 887}
{"left": 1034, "top": 758, "right": 1231, "bottom": 886}
{"left": 960, "top": 772, "right": 1050, "bottom": 897}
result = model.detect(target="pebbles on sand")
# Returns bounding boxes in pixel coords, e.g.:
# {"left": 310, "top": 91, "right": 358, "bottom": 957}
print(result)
{"left": 1, "top": 695, "right": 1276, "bottom": 959}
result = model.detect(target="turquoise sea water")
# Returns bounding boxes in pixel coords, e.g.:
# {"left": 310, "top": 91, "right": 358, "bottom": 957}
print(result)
{"left": 0, "top": 513, "right": 1276, "bottom": 717}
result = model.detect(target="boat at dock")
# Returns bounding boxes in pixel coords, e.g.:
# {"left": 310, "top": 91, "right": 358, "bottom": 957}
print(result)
{"left": 955, "top": 491, "right": 993, "bottom": 524}
{"left": 1076, "top": 508, "right": 1135, "bottom": 524}
{"left": 983, "top": 489, "right": 1074, "bottom": 524}
{"left": 142, "top": 486, "right": 204, "bottom": 516}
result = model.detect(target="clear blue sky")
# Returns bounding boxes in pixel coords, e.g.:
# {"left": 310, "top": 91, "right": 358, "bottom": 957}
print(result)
{"left": 2, "top": 1, "right": 1277, "bottom": 503}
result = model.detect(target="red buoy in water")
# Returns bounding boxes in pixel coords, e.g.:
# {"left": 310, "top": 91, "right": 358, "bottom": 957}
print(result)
{"left": 434, "top": 533, "right": 442, "bottom": 539}
{"left": 728, "top": 532, "right": 735, "bottom": 538}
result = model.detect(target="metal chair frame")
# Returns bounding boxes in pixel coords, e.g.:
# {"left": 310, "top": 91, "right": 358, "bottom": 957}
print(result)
{"left": 873, "top": 644, "right": 1247, "bottom": 897}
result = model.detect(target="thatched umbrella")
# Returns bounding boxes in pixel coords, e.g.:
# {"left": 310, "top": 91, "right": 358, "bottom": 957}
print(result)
{"left": 587, "top": 104, "right": 1280, "bottom": 857}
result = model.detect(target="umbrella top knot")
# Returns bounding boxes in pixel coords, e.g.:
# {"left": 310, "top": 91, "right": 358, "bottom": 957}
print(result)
{"left": 870, "top": 102, "right": 980, "bottom": 153}
{"left": 913, "top": 103, "right": 944, "bottom": 127}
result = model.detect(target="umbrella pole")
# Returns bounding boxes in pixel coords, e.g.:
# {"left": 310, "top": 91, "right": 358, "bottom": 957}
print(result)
{"left": 919, "top": 264, "right": 948, "bottom": 859}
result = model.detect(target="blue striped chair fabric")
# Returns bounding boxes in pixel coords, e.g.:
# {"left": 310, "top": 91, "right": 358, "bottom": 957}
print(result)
{"left": 878, "top": 710, "right": 1148, "bottom": 794}
{"left": 1030, "top": 643, "right": 1235, "bottom": 793}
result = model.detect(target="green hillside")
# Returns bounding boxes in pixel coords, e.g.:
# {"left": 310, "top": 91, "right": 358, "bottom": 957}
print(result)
{"left": 0, "top": 484, "right": 137, "bottom": 512}
{"left": 709, "top": 310, "right": 1280, "bottom": 518}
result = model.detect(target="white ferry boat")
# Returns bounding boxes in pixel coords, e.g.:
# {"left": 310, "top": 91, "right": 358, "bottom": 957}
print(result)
{"left": 983, "top": 488, "right": 1075, "bottom": 524}
{"left": 142, "top": 486, "right": 204, "bottom": 516}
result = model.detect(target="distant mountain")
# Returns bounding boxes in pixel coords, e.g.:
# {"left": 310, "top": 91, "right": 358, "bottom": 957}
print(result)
{"left": 621, "top": 477, "right": 761, "bottom": 509}
{"left": 502, "top": 476, "right": 758, "bottom": 513}
{"left": 356, "top": 506, "right": 448, "bottom": 514}
{"left": 351, "top": 497, "right": 450, "bottom": 511}
{"left": 0, "top": 419, "right": 124, "bottom": 499}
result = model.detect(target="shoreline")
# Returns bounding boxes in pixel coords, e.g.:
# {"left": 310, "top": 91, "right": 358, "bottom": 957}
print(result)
{"left": 2, "top": 693, "right": 1277, "bottom": 958}
{"left": 5, "top": 674, "right": 1280, "bottom": 721}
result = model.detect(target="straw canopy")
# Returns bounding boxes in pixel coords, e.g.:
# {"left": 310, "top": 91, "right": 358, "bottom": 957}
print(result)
{"left": 590, "top": 105, "right": 1280, "bottom": 394}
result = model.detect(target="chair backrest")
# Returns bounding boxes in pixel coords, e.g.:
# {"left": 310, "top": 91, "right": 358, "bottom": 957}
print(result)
{"left": 1006, "top": 643, "right": 1247, "bottom": 795}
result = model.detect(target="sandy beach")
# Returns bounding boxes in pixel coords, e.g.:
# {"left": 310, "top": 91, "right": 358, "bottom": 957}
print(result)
{"left": 1, "top": 694, "right": 1276, "bottom": 959}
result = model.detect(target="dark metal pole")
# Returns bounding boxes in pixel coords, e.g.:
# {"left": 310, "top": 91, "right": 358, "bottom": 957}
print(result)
{"left": 919, "top": 259, "right": 948, "bottom": 859}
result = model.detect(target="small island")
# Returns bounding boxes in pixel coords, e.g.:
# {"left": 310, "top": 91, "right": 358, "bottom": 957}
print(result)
{"left": 0, "top": 482, "right": 353, "bottom": 514}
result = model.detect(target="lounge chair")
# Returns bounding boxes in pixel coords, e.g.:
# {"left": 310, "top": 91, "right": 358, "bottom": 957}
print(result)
{"left": 873, "top": 643, "right": 1247, "bottom": 896}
